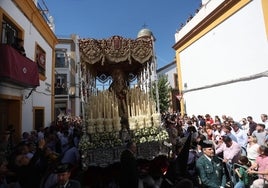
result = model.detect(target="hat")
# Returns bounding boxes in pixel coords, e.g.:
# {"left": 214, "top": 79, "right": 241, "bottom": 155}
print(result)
{"left": 201, "top": 140, "right": 213, "bottom": 149}
{"left": 54, "top": 163, "right": 72, "bottom": 173}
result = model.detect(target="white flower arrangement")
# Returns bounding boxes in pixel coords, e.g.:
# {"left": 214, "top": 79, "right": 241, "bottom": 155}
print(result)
{"left": 79, "top": 131, "right": 124, "bottom": 150}
{"left": 147, "top": 135, "right": 155, "bottom": 142}
{"left": 156, "top": 129, "right": 169, "bottom": 141}
{"left": 78, "top": 134, "right": 95, "bottom": 150}
{"left": 79, "top": 126, "right": 169, "bottom": 150}
{"left": 140, "top": 137, "right": 147, "bottom": 143}
{"left": 132, "top": 126, "right": 169, "bottom": 143}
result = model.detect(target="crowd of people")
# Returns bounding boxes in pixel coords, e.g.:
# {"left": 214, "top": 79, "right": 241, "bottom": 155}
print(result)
{"left": 0, "top": 115, "right": 82, "bottom": 188}
{"left": 161, "top": 112, "right": 268, "bottom": 188}
{"left": 1, "top": 113, "right": 268, "bottom": 188}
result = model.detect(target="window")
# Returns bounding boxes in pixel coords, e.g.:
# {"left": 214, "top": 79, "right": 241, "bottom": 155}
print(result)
{"left": 55, "top": 50, "right": 68, "bottom": 68}
{"left": 35, "top": 44, "right": 46, "bottom": 78}
{"left": 1, "top": 17, "right": 19, "bottom": 45}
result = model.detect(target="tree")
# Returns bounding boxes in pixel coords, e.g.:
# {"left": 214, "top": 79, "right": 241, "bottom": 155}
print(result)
{"left": 151, "top": 74, "right": 171, "bottom": 113}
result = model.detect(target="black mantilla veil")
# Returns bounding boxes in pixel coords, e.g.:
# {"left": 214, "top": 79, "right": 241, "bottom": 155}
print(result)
{"left": 161, "top": 133, "right": 192, "bottom": 188}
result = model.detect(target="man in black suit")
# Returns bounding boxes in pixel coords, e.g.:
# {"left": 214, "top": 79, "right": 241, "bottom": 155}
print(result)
{"left": 120, "top": 141, "right": 139, "bottom": 188}
{"left": 49, "top": 163, "right": 81, "bottom": 188}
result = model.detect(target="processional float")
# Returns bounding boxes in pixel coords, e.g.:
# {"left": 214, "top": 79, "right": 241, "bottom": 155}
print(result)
{"left": 78, "top": 29, "right": 168, "bottom": 169}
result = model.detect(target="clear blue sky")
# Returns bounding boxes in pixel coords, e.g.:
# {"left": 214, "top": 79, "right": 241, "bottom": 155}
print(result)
{"left": 45, "top": 0, "right": 201, "bottom": 68}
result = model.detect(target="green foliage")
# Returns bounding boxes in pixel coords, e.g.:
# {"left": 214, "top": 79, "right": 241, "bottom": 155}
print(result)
{"left": 151, "top": 74, "right": 171, "bottom": 113}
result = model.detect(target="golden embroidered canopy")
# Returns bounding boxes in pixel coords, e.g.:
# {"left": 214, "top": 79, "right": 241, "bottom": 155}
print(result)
{"left": 79, "top": 35, "right": 154, "bottom": 78}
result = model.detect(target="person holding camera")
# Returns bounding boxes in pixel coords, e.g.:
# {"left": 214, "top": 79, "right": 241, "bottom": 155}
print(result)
{"left": 247, "top": 145, "right": 268, "bottom": 188}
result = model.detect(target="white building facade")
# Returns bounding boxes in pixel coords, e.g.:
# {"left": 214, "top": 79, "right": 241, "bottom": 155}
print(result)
{"left": 157, "top": 61, "right": 177, "bottom": 89}
{"left": 173, "top": 0, "right": 268, "bottom": 121}
{"left": 157, "top": 61, "right": 181, "bottom": 113}
{"left": 55, "top": 35, "right": 81, "bottom": 119}
{"left": 0, "top": 0, "right": 57, "bottom": 142}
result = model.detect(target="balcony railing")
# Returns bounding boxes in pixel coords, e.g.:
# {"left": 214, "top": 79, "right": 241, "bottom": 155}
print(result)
{"left": 55, "top": 87, "right": 68, "bottom": 95}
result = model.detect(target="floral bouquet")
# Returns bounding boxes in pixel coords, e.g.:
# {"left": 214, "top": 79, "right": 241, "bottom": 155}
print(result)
{"left": 78, "top": 134, "right": 95, "bottom": 150}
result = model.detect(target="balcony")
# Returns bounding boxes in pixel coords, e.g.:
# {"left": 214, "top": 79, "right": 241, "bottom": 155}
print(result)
{"left": 0, "top": 44, "right": 40, "bottom": 88}
{"left": 55, "top": 85, "right": 68, "bottom": 95}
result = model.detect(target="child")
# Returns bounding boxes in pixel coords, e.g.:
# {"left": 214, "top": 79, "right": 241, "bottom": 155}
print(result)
{"left": 234, "top": 155, "right": 251, "bottom": 188}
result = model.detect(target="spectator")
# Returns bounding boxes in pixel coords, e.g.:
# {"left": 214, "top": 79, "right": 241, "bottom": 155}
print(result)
{"left": 13, "top": 139, "right": 46, "bottom": 188}
{"left": 247, "top": 136, "right": 260, "bottom": 163}
{"left": 49, "top": 163, "right": 81, "bottom": 188}
{"left": 12, "top": 37, "right": 26, "bottom": 56}
{"left": 0, "top": 155, "right": 10, "bottom": 188}
{"left": 234, "top": 155, "right": 251, "bottom": 188}
{"left": 252, "top": 123, "right": 267, "bottom": 146}
{"left": 247, "top": 145, "right": 268, "bottom": 188}
{"left": 205, "top": 114, "right": 214, "bottom": 125}
{"left": 216, "top": 135, "right": 241, "bottom": 164}
{"left": 60, "top": 137, "right": 80, "bottom": 167}
{"left": 222, "top": 115, "right": 228, "bottom": 123}
{"left": 216, "top": 135, "right": 242, "bottom": 186}
{"left": 119, "top": 141, "right": 139, "bottom": 188}
{"left": 197, "top": 115, "right": 206, "bottom": 127}
{"left": 214, "top": 123, "right": 225, "bottom": 138}
{"left": 240, "top": 118, "right": 250, "bottom": 134}
{"left": 45, "top": 132, "right": 59, "bottom": 153}
{"left": 39, "top": 147, "right": 60, "bottom": 188}
{"left": 21, "top": 132, "right": 30, "bottom": 144}
{"left": 204, "top": 124, "right": 214, "bottom": 140}
{"left": 231, "top": 122, "right": 248, "bottom": 153}
{"left": 261, "top": 114, "right": 268, "bottom": 131}
{"left": 191, "top": 115, "right": 199, "bottom": 127}
{"left": 223, "top": 125, "right": 238, "bottom": 143}
{"left": 247, "top": 116, "right": 257, "bottom": 136}
{"left": 37, "top": 127, "right": 45, "bottom": 142}
{"left": 185, "top": 120, "right": 198, "bottom": 139}
{"left": 25, "top": 142, "right": 36, "bottom": 159}
{"left": 195, "top": 134, "right": 206, "bottom": 156}
{"left": 60, "top": 130, "right": 70, "bottom": 154}
{"left": 196, "top": 140, "right": 226, "bottom": 188}
{"left": 214, "top": 115, "right": 222, "bottom": 125}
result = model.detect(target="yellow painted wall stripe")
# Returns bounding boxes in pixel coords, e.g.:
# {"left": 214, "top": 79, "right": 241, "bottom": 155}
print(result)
{"left": 175, "top": 53, "right": 185, "bottom": 114}
{"left": 262, "top": 0, "right": 268, "bottom": 39}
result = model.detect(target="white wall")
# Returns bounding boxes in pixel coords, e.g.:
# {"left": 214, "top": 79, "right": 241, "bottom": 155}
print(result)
{"left": 158, "top": 63, "right": 177, "bottom": 88}
{"left": 178, "top": 0, "right": 268, "bottom": 122}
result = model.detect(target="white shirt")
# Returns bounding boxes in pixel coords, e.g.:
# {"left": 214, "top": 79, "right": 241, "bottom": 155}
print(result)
{"left": 240, "top": 121, "right": 250, "bottom": 133}
{"left": 233, "top": 129, "right": 248, "bottom": 148}
{"left": 264, "top": 120, "right": 268, "bottom": 130}
{"left": 37, "top": 131, "right": 44, "bottom": 141}
{"left": 247, "top": 143, "right": 260, "bottom": 162}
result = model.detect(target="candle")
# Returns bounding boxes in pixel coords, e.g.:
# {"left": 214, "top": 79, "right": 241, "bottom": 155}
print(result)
{"left": 128, "top": 103, "right": 131, "bottom": 117}
{"left": 103, "top": 92, "right": 105, "bottom": 118}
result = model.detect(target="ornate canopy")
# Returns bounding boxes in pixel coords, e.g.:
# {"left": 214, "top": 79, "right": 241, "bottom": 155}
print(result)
{"left": 79, "top": 35, "right": 154, "bottom": 81}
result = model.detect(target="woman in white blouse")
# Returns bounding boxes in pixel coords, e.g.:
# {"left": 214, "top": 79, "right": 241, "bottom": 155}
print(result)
{"left": 247, "top": 135, "right": 260, "bottom": 163}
